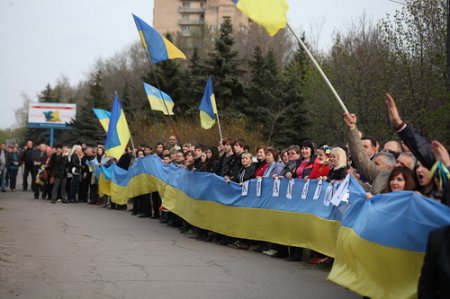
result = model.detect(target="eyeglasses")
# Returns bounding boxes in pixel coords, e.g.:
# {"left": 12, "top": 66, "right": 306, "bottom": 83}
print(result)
{"left": 288, "top": 152, "right": 297, "bottom": 155}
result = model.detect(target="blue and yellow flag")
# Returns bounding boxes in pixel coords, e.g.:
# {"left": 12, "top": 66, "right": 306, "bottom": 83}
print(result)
{"left": 132, "top": 14, "right": 186, "bottom": 64}
{"left": 198, "top": 76, "right": 217, "bottom": 129}
{"left": 232, "top": 0, "right": 288, "bottom": 36}
{"left": 92, "top": 108, "right": 111, "bottom": 133}
{"left": 143, "top": 82, "right": 175, "bottom": 115}
{"left": 105, "top": 95, "right": 131, "bottom": 160}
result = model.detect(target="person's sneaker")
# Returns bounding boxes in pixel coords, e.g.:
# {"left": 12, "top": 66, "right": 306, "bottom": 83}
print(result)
{"left": 263, "top": 249, "right": 277, "bottom": 256}
{"left": 228, "top": 241, "right": 248, "bottom": 250}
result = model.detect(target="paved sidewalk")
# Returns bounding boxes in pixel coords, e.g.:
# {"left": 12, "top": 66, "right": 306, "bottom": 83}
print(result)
{"left": 0, "top": 191, "right": 360, "bottom": 299}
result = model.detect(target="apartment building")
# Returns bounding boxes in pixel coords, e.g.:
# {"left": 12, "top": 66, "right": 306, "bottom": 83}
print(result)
{"left": 153, "top": 0, "right": 249, "bottom": 38}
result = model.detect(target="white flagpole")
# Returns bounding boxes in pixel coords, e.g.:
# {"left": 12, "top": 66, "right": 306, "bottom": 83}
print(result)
{"left": 286, "top": 23, "right": 349, "bottom": 113}
{"left": 215, "top": 109, "right": 224, "bottom": 142}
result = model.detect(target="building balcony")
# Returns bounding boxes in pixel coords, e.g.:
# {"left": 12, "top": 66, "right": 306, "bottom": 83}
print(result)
{"left": 178, "top": 19, "right": 205, "bottom": 26}
{"left": 178, "top": 7, "right": 205, "bottom": 13}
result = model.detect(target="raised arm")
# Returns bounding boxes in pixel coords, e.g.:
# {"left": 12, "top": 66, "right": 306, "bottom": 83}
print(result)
{"left": 385, "top": 93, "right": 435, "bottom": 169}
{"left": 344, "top": 112, "right": 379, "bottom": 183}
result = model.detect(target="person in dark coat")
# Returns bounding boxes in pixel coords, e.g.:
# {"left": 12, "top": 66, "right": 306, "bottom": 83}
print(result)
{"left": 21, "top": 140, "right": 39, "bottom": 192}
{"left": 49, "top": 145, "right": 68, "bottom": 203}
{"left": 68, "top": 145, "right": 83, "bottom": 203}
{"left": 201, "top": 146, "right": 221, "bottom": 173}
{"left": 225, "top": 152, "right": 255, "bottom": 184}
{"left": 418, "top": 225, "right": 450, "bottom": 299}
{"left": 79, "top": 147, "right": 94, "bottom": 203}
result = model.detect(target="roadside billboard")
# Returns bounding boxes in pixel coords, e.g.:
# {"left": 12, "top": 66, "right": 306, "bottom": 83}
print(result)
{"left": 28, "top": 102, "right": 76, "bottom": 129}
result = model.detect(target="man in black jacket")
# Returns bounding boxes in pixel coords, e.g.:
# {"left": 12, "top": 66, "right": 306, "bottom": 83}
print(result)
{"left": 22, "top": 140, "right": 39, "bottom": 192}
{"left": 79, "top": 147, "right": 94, "bottom": 203}
{"left": 49, "top": 145, "right": 68, "bottom": 203}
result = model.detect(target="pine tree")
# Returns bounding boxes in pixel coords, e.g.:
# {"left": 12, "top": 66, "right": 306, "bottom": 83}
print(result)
{"left": 87, "top": 70, "right": 109, "bottom": 109}
{"left": 182, "top": 47, "right": 208, "bottom": 115}
{"left": 39, "top": 84, "right": 60, "bottom": 103}
{"left": 245, "top": 43, "right": 309, "bottom": 148}
{"left": 246, "top": 47, "right": 280, "bottom": 120}
{"left": 65, "top": 70, "right": 109, "bottom": 145}
{"left": 205, "top": 18, "right": 246, "bottom": 114}
{"left": 271, "top": 44, "right": 309, "bottom": 147}
{"left": 121, "top": 81, "right": 134, "bottom": 122}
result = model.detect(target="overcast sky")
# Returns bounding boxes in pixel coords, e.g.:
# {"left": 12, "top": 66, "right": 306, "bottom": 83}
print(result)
{"left": 0, "top": 0, "right": 400, "bottom": 129}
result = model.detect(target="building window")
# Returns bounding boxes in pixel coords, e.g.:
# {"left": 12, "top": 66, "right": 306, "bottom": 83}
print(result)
{"left": 182, "top": 14, "right": 190, "bottom": 21}
{"left": 200, "top": 14, "right": 204, "bottom": 21}
{"left": 238, "top": 25, "right": 245, "bottom": 33}
{"left": 182, "top": 2, "right": 190, "bottom": 8}
{"left": 182, "top": 26, "right": 191, "bottom": 32}
{"left": 209, "top": 25, "right": 216, "bottom": 32}
{"left": 200, "top": 1, "right": 206, "bottom": 8}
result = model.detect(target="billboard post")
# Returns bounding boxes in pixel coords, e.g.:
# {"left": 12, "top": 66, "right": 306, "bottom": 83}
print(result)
{"left": 28, "top": 103, "right": 76, "bottom": 146}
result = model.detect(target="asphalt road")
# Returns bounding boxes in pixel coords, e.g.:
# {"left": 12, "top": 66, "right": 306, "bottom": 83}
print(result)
{"left": 0, "top": 190, "right": 360, "bottom": 299}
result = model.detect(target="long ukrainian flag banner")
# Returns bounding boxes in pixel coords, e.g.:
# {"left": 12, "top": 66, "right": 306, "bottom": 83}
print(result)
{"left": 97, "top": 155, "right": 450, "bottom": 299}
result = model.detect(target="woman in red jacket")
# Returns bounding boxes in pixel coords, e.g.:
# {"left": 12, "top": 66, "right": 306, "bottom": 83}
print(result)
{"left": 308, "top": 145, "right": 331, "bottom": 179}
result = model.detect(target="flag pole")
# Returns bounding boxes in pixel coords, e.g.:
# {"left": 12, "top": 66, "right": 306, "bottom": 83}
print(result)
{"left": 209, "top": 75, "right": 223, "bottom": 142}
{"left": 115, "top": 91, "right": 136, "bottom": 152}
{"left": 215, "top": 109, "right": 223, "bottom": 142}
{"left": 145, "top": 55, "right": 181, "bottom": 142}
{"left": 148, "top": 106, "right": 166, "bottom": 143}
{"left": 286, "top": 23, "right": 349, "bottom": 113}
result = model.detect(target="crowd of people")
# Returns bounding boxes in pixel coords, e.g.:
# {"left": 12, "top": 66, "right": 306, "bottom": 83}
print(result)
{"left": 0, "top": 94, "right": 448, "bottom": 297}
